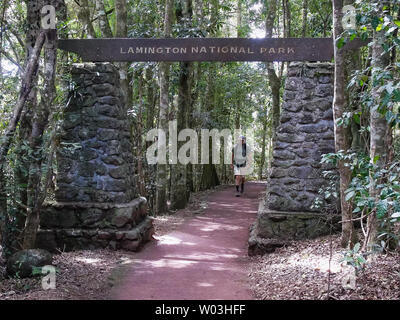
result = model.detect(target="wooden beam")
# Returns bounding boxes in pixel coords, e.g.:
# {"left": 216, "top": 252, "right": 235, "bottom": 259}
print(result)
{"left": 58, "top": 37, "right": 370, "bottom": 62}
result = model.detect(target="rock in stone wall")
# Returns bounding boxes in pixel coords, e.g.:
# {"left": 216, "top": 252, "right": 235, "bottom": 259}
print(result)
{"left": 248, "top": 62, "right": 339, "bottom": 256}
{"left": 268, "top": 62, "right": 336, "bottom": 212}
{"left": 37, "top": 63, "right": 154, "bottom": 253}
{"left": 38, "top": 198, "right": 154, "bottom": 253}
{"left": 56, "top": 63, "right": 137, "bottom": 203}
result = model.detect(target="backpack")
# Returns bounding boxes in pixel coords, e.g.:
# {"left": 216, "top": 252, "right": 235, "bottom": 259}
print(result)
{"left": 233, "top": 143, "right": 247, "bottom": 168}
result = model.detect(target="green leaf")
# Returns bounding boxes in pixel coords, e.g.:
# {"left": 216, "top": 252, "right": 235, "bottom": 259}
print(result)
{"left": 353, "top": 113, "right": 361, "bottom": 125}
{"left": 345, "top": 190, "right": 356, "bottom": 201}
{"left": 357, "top": 256, "right": 366, "bottom": 265}
{"left": 337, "top": 38, "right": 346, "bottom": 49}
{"left": 387, "top": 26, "right": 398, "bottom": 34}
{"left": 361, "top": 32, "right": 369, "bottom": 41}
{"left": 371, "top": 16, "right": 381, "bottom": 30}
{"left": 353, "top": 207, "right": 361, "bottom": 213}
{"left": 31, "top": 267, "right": 43, "bottom": 276}
{"left": 391, "top": 212, "right": 400, "bottom": 218}
{"left": 344, "top": 256, "right": 353, "bottom": 262}
{"left": 354, "top": 243, "right": 361, "bottom": 253}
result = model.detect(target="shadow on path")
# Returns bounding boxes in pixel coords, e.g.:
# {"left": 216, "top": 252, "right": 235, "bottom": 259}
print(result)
{"left": 109, "top": 182, "right": 266, "bottom": 300}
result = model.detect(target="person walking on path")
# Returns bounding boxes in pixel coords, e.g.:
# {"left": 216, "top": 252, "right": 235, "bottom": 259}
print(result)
{"left": 231, "top": 136, "right": 250, "bottom": 197}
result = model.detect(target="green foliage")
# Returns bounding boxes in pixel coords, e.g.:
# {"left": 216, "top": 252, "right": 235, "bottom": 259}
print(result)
{"left": 344, "top": 1, "right": 400, "bottom": 128}
{"left": 308, "top": 0, "right": 333, "bottom": 37}
{"left": 311, "top": 167, "right": 339, "bottom": 212}
{"left": 318, "top": 148, "right": 400, "bottom": 251}
{"left": 325, "top": 0, "right": 400, "bottom": 251}
{"left": 31, "top": 266, "right": 44, "bottom": 276}
{"left": 341, "top": 242, "right": 368, "bottom": 273}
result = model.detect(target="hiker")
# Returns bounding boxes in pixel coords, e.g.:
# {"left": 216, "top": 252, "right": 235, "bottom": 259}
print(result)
{"left": 231, "top": 135, "right": 249, "bottom": 197}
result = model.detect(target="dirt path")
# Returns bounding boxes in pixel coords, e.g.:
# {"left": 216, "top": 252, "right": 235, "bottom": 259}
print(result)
{"left": 109, "top": 182, "right": 266, "bottom": 300}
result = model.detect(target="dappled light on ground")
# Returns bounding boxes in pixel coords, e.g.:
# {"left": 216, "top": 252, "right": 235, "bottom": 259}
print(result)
{"left": 248, "top": 235, "right": 400, "bottom": 300}
{"left": 135, "top": 258, "right": 198, "bottom": 270}
{"left": 110, "top": 183, "right": 266, "bottom": 300}
{"left": 0, "top": 249, "right": 130, "bottom": 300}
{"left": 197, "top": 282, "right": 214, "bottom": 287}
{"left": 74, "top": 257, "right": 103, "bottom": 265}
{"left": 154, "top": 234, "right": 196, "bottom": 246}
{"left": 281, "top": 251, "right": 342, "bottom": 274}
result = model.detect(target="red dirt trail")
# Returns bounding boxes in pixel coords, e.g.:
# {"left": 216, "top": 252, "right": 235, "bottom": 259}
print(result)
{"left": 109, "top": 182, "right": 266, "bottom": 300}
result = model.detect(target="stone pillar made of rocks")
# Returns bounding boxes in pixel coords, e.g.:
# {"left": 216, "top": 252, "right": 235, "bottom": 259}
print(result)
{"left": 37, "top": 63, "right": 154, "bottom": 252}
{"left": 248, "top": 62, "right": 339, "bottom": 256}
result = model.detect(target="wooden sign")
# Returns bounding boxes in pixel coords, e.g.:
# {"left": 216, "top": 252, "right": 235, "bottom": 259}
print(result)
{"left": 58, "top": 38, "right": 369, "bottom": 62}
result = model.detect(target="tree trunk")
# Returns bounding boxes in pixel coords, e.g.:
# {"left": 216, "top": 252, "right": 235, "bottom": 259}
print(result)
{"left": 302, "top": 0, "right": 308, "bottom": 37}
{"left": 200, "top": 62, "right": 220, "bottom": 190}
{"left": 365, "top": 1, "right": 391, "bottom": 250}
{"left": 95, "top": 0, "right": 113, "bottom": 38}
{"left": 199, "top": 0, "right": 220, "bottom": 191}
{"left": 258, "top": 119, "right": 268, "bottom": 180}
{"left": 155, "top": 60, "right": 169, "bottom": 214}
{"left": 235, "top": 108, "right": 241, "bottom": 130}
{"left": 186, "top": 63, "right": 195, "bottom": 194}
{"left": 145, "top": 67, "right": 157, "bottom": 132}
{"left": 284, "top": 0, "right": 292, "bottom": 37}
{"left": 200, "top": 158, "right": 220, "bottom": 190}
{"left": 170, "top": 0, "right": 193, "bottom": 210}
{"left": 78, "top": 0, "right": 96, "bottom": 38}
{"left": 237, "top": 0, "right": 242, "bottom": 37}
{"left": 115, "top": 0, "right": 132, "bottom": 109}
{"left": 265, "top": 0, "right": 281, "bottom": 135}
{"left": 332, "top": 0, "right": 359, "bottom": 249}
{"left": 1, "top": 31, "right": 46, "bottom": 256}
{"left": 0, "top": 31, "right": 46, "bottom": 167}
{"left": 12, "top": 0, "right": 44, "bottom": 247}
{"left": 234, "top": 1, "right": 242, "bottom": 131}
{"left": 188, "top": 62, "right": 202, "bottom": 192}
{"left": 23, "top": 0, "right": 66, "bottom": 249}
{"left": 155, "top": 0, "right": 173, "bottom": 214}
{"left": 136, "top": 71, "right": 146, "bottom": 197}
{"left": 171, "top": 61, "right": 192, "bottom": 209}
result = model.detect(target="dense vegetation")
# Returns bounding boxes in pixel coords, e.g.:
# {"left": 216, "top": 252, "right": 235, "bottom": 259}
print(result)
{"left": 0, "top": 0, "right": 399, "bottom": 299}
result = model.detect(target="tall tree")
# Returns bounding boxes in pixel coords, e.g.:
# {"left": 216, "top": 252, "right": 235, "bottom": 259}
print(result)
{"left": 95, "top": 0, "right": 113, "bottom": 38}
{"left": 302, "top": 0, "right": 308, "bottom": 37}
{"left": 200, "top": 0, "right": 220, "bottom": 191}
{"left": 14, "top": 0, "right": 44, "bottom": 244}
{"left": 77, "top": 0, "right": 96, "bottom": 38}
{"left": 1, "top": 0, "right": 45, "bottom": 253}
{"left": 115, "top": 0, "right": 132, "bottom": 108}
{"left": 23, "top": 0, "right": 66, "bottom": 249}
{"left": 282, "top": 0, "right": 292, "bottom": 37}
{"left": 235, "top": 0, "right": 243, "bottom": 130}
{"left": 171, "top": 0, "right": 194, "bottom": 210}
{"left": 365, "top": 0, "right": 391, "bottom": 250}
{"left": 0, "top": 30, "right": 46, "bottom": 256}
{"left": 135, "top": 69, "right": 146, "bottom": 197}
{"left": 258, "top": 111, "right": 268, "bottom": 180}
{"left": 264, "top": 0, "right": 281, "bottom": 134}
{"left": 332, "top": 0, "right": 359, "bottom": 248}
{"left": 155, "top": 0, "right": 173, "bottom": 214}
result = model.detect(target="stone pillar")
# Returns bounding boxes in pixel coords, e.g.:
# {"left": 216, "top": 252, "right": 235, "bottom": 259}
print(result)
{"left": 249, "top": 62, "right": 339, "bottom": 256}
{"left": 37, "top": 63, "right": 154, "bottom": 252}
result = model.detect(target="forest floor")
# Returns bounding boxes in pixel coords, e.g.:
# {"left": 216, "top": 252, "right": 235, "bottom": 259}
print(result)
{"left": 1, "top": 182, "right": 399, "bottom": 300}
{"left": 249, "top": 234, "right": 400, "bottom": 300}
{"left": 0, "top": 186, "right": 219, "bottom": 300}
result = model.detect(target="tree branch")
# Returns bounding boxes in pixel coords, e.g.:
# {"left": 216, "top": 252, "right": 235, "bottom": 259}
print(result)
{"left": 0, "top": 30, "right": 46, "bottom": 162}
{"left": 0, "top": 48, "right": 24, "bottom": 73}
